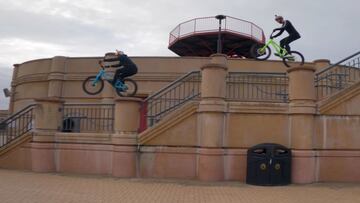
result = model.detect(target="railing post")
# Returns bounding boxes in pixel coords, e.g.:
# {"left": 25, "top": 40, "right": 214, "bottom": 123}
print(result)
{"left": 287, "top": 66, "right": 317, "bottom": 184}
{"left": 197, "top": 54, "right": 228, "bottom": 181}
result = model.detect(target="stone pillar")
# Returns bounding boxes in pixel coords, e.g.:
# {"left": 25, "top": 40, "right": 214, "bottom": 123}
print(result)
{"left": 48, "top": 56, "right": 66, "bottom": 98}
{"left": 287, "top": 66, "right": 317, "bottom": 184}
{"left": 112, "top": 97, "right": 142, "bottom": 178}
{"left": 313, "top": 59, "right": 330, "bottom": 72}
{"left": 9, "top": 64, "right": 20, "bottom": 114}
{"left": 33, "top": 98, "right": 64, "bottom": 135}
{"left": 197, "top": 54, "right": 228, "bottom": 181}
{"left": 31, "top": 98, "right": 63, "bottom": 173}
{"left": 114, "top": 97, "right": 142, "bottom": 135}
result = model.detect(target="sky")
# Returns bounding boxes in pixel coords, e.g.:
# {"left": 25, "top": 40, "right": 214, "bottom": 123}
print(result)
{"left": 0, "top": 0, "right": 359, "bottom": 109}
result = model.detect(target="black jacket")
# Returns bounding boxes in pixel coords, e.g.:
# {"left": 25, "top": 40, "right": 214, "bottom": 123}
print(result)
{"left": 273, "top": 20, "right": 300, "bottom": 38}
{"left": 104, "top": 54, "right": 137, "bottom": 69}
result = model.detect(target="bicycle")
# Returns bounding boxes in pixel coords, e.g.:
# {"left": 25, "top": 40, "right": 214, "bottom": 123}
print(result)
{"left": 250, "top": 31, "right": 305, "bottom": 67}
{"left": 82, "top": 61, "right": 138, "bottom": 97}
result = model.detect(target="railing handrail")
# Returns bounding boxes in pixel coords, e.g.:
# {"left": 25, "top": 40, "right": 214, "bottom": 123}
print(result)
{"left": 144, "top": 71, "right": 201, "bottom": 103}
{"left": 228, "top": 72, "right": 287, "bottom": 76}
{"left": 0, "top": 104, "right": 36, "bottom": 125}
{"left": 316, "top": 51, "right": 360, "bottom": 75}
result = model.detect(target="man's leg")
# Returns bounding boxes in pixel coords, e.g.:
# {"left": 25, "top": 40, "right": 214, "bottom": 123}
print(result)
{"left": 280, "top": 36, "right": 290, "bottom": 54}
{"left": 113, "top": 68, "right": 125, "bottom": 85}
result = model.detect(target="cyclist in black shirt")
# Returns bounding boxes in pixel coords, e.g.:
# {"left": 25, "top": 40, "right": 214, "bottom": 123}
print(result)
{"left": 272, "top": 15, "right": 301, "bottom": 56}
{"left": 101, "top": 50, "right": 138, "bottom": 85}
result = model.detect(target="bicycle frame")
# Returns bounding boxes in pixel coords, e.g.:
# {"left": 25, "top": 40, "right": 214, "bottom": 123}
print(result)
{"left": 93, "top": 68, "right": 106, "bottom": 85}
{"left": 93, "top": 68, "right": 126, "bottom": 90}
{"left": 261, "top": 39, "right": 289, "bottom": 58}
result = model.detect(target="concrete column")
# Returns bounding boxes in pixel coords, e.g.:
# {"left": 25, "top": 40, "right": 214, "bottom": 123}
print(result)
{"left": 112, "top": 97, "right": 142, "bottom": 178}
{"left": 47, "top": 56, "right": 66, "bottom": 98}
{"left": 288, "top": 66, "right": 316, "bottom": 149}
{"left": 313, "top": 59, "right": 330, "bottom": 72}
{"left": 197, "top": 54, "right": 228, "bottom": 181}
{"left": 198, "top": 54, "right": 228, "bottom": 148}
{"left": 31, "top": 97, "right": 63, "bottom": 173}
{"left": 287, "top": 66, "right": 317, "bottom": 184}
{"left": 114, "top": 97, "right": 142, "bottom": 135}
{"left": 34, "top": 98, "right": 64, "bottom": 134}
{"left": 9, "top": 64, "right": 20, "bottom": 114}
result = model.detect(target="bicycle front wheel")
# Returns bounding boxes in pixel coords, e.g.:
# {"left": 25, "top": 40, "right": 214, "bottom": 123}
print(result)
{"left": 250, "top": 44, "right": 271, "bottom": 60}
{"left": 82, "top": 76, "right": 104, "bottom": 95}
{"left": 116, "top": 78, "right": 138, "bottom": 97}
{"left": 282, "top": 51, "right": 305, "bottom": 67}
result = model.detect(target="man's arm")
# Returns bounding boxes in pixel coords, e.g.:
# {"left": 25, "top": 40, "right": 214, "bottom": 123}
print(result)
{"left": 272, "top": 21, "right": 288, "bottom": 38}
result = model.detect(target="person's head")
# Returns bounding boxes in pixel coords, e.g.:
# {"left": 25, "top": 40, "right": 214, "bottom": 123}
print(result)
{"left": 275, "top": 15, "right": 284, "bottom": 24}
{"left": 115, "top": 49, "right": 124, "bottom": 56}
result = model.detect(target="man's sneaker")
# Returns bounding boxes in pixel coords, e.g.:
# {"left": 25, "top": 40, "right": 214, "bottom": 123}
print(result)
{"left": 274, "top": 53, "right": 282, "bottom": 58}
{"left": 284, "top": 55, "right": 295, "bottom": 61}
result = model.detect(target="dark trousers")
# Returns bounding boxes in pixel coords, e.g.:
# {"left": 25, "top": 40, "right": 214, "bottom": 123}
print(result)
{"left": 280, "top": 35, "right": 300, "bottom": 53}
{"left": 113, "top": 66, "right": 138, "bottom": 84}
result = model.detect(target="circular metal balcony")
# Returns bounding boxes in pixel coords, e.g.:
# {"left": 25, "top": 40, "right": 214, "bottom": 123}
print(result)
{"left": 168, "top": 15, "right": 265, "bottom": 58}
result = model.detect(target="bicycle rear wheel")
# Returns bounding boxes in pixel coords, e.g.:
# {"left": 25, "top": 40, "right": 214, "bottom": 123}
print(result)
{"left": 282, "top": 51, "right": 305, "bottom": 67}
{"left": 116, "top": 78, "right": 138, "bottom": 97}
{"left": 82, "top": 76, "right": 104, "bottom": 95}
{"left": 250, "top": 44, "right": 271, "bottom": 60}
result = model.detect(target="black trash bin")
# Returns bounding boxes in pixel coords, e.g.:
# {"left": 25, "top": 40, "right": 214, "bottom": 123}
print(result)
{"left": 246, "top": 143, "right": 291, "bottom": 186}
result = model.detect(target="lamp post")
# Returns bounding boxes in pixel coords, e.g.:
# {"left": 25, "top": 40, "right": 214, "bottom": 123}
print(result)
{"left": 215, "top": 15, "right": 226, "bottom": 54}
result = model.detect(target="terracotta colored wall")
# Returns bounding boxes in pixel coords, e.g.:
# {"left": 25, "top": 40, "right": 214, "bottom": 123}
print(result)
{"left": 10, "top": 56, "right": 314, "bottom": 112}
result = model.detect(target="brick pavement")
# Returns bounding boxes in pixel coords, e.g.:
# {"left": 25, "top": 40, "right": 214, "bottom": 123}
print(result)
{"left": 0, "top": 169, "right": 359, "bottom": 203}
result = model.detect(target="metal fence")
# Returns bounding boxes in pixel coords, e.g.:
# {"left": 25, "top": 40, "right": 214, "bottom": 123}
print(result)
{"left": 226, "top": 72, "right": 289, "bottom": 102}
{"left": 0, "top": 104, "right": 35, "bottom": 148}
{"left": 143, "top": 71, "right": 201, "bottom": 127}
{"left": 316, "top": 51, "right": 360, "bottom": 100}
{"left": 61, "top": 104, "right": 114, "bottom": 133}
{"left": 169, "top": 16, "right": 265, "bottom": 46}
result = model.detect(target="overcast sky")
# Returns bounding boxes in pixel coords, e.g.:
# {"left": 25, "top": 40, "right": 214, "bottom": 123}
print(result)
{"left": 0, "top": 0, "right": 359, "bottom": 109}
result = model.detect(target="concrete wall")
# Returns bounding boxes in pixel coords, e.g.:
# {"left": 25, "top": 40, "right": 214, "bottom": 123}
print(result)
{"left": 10, "top": 56, "right": 312, "bottom": 113}
{"left": 3, "top": 55, "right": 360, "bottom": 183}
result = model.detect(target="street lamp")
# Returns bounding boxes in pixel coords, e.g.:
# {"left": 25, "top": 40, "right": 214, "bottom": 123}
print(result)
{"left": 215, "top": 14, "right": 226, "bottom": 54}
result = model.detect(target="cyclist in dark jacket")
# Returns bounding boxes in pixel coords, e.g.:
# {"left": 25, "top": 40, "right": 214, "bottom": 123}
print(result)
{"left": 272, "top": 15, "right": 301, "bottom": 56}
{"left": 102, "top": 50, "right": 138, "bottom": 85}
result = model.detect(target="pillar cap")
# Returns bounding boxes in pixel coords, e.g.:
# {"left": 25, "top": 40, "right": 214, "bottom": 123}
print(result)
{"left": 115, "top": 97, "right": 143, "bottom": 102}
{"left": 313, "top": 59, "right": 330, "bottom": 64}
{"left": 210, "top": 53, "right": 228, "bottom": 58}
{"left": 200, "top": 63, "right": 227, "bottom": 70}
{"left": 287, "top": 66, "right": 316, "bottom": 73}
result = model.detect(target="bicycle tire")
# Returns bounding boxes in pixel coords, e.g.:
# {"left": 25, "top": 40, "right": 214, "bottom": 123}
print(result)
{"left": 282, "top": 51, "right": 305, "bottom": 67}
{"left": 250, "top": 44, "right": 271, "bottom": 61}
{"left": 82, "top": 76, "right": 104, "bottom": 95}
{"left": 116, "top": 78, "right": 138, "bottom": 97}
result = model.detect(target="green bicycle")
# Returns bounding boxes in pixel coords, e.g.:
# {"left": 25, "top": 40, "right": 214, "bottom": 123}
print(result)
{"left": 250, "top": 31, "right": 305, "bottom": 67}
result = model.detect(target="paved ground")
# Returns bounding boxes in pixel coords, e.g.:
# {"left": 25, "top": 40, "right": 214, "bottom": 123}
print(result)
{"left": 0, "top": 169, "right": 360, "bottom": 203}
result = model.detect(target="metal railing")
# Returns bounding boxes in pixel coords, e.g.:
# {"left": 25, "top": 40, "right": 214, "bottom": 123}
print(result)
{"left": 0, "top": 104, "right": 35, "bottom": 148}
{"left": 226, "top": 72, "right": 289, "bottom": 102}
{"left": 143, "top": 71, "right": 201, "bottom": 127}
{"left": 61, "top": 104, "right": 114, "bottom": 133}
{"left": 169, "top": 15, "right": 265, "bottom": 46}
{"left": 316, "top": 51, "right": 360, "bottom": 100}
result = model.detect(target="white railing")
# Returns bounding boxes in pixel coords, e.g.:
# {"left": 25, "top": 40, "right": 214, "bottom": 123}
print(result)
{"left": 169, "top": 16, "right": 265, "bottom": 46}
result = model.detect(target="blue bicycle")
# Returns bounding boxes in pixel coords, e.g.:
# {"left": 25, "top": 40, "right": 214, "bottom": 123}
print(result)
{"left": 82, "top": 62, "right": 138, "bottom": 97}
